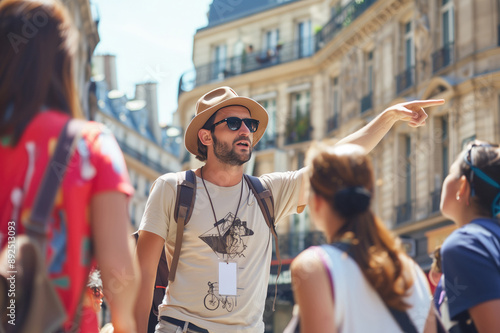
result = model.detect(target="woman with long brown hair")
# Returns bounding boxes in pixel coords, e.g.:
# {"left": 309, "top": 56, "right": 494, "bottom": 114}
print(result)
{"left": 0, "top": 0, "right": 138, "bottom": 332}
{"left": 291, "top": 144, "right": 433, "bottom": 333}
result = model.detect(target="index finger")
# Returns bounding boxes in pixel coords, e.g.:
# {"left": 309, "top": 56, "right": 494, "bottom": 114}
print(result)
{"left": 405, "top": 99, "right": 445, "bottom": 108}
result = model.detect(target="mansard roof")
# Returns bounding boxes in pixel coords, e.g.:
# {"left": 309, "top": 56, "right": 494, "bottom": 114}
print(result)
{"left": 203, "top": 0, "right": 300, "bottom": 29}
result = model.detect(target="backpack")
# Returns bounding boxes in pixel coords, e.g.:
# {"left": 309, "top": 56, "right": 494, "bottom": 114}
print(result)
{"left": 145, "top": 169, "right": 279, "bottom": 318}
{"left": 0, "top": 119, "right": 84, "bottom": 333}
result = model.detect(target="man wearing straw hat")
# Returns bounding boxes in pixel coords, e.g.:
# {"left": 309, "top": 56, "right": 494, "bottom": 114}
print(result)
{"left": 135, "top": 86, "right": 444, "bottom": 333}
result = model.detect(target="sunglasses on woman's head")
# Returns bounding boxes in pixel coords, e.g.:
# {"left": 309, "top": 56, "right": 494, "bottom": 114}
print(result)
{"left": 463, "top": 143, "right": 500, "bottom": 197}
{"left": 211, "top": 117, "right": 259, "bottom": 133}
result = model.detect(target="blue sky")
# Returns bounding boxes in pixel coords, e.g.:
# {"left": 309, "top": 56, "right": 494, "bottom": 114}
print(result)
{"left": 92, "top": 0, "right": 213, "bottom": 125}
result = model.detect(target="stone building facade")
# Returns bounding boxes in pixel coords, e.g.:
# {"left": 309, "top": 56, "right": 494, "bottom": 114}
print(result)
{"left": 175, "top": 0, "right": 500, "bottom": 330}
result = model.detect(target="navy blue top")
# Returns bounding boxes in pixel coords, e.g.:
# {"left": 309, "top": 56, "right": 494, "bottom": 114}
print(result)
{"left": 441, "top": 218, "right": 500, "bottom": 321}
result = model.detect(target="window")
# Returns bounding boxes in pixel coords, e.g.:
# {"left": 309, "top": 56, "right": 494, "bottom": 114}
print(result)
{"left": 441, "top": 0, "right": 455, "bottom": 47}
{"left": 263, "top": 28, "right": 280, "bottom": 52}
{"left": 404, "top": 135, "right": 412, "bottom": 202}
{"left": 431, "top": 115, "right": 449, "bottom": 212}
{"left": 365, "top": 51, "right": 373, "bottom": 94}
{"left": 397, "top": 22, "right": 415, "bottom": 94}
{"left": 233, "top": 40, "right": 245, "bottom": 74}
{"left": 286, "top": 90, "right": 311, "bottom": 144}
{"left": 291, "top": 90, "right": 310, "bottom": 118}
{"left": 396, "top": 134, "right": 413, "bottom": 223}
{"left": 440, "top": 115, "right": 449, "bottom": 180}
{"left": 498, "top": 95, "right": 500, "bottom": 142}
{"left": 297, "top": 20, "right": 312, "bottom": 58}
{"left": 433, "top": 0, "right": 455, "bottom": 72}
{"left": 212, "top": 44, "right": 227, "bottom": 80}
{"left": 328, "top": 77, "right": 340, "bottom": 132}
{"left": 361, "top": 51, "right": 374, "bottom": 113}
{"left": 258, "top": 99, "right": 277, "bottom": 149}
{"left": 297, "top": 151, "right": 305, "bottom": 169}
{"left": 404, "top": 22, "right": 415, "bottom": 70}
{"left": 259, "top": 28, "right": 280, "bottom": 65}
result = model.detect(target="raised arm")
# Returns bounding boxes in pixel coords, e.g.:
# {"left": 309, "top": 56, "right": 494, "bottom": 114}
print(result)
{"left": 336, "top": 99, "right": 445, "bottom": 153}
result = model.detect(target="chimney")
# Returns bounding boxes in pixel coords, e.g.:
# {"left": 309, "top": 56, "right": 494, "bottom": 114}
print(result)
{"left": 92, "top": 54, "right": 118, "bottom": 90}
{"left": 135, "top": 82, "right": 161, "bottom": 143}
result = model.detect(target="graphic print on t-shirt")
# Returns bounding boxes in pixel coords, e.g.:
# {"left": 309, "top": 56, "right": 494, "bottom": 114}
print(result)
{"left": 203, "top": 281, "right": 236, "bottom": 312}
{"left": 199, "top": 212, "right": 254, "bottom": 260}
{"left": 199, "top": 212, "right": 252, "bottom": 311}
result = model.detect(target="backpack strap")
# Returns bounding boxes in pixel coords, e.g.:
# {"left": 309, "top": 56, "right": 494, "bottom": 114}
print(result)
{"left": 20, "top": 118, "right": 85, "bottom": 332}
{"left": 170, "top": 170, "right": 197, "bottom": 282}
{"left": 26, "top": 118, "right": 85, "bottom": 251}
{"left": 243, "top": 174, "right": 281, "bottom": 310}
{"left": 323, "top": 243, "right": 419, "bottom": 333}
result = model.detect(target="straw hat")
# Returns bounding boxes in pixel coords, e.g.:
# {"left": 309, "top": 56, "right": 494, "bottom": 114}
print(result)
{"left": 184, "top": 86, "right": 268, "bottom": 156}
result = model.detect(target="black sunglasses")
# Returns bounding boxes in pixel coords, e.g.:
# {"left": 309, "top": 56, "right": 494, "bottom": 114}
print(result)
{"left": 211, "top": 117, "right": 259, "bottom": 133}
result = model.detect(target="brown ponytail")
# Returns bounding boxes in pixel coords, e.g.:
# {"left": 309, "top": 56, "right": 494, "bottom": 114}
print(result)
{"left": 309, "top": 144, "right": 414, "bottom": 311}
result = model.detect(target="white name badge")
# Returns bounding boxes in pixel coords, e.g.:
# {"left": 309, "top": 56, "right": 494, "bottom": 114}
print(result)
{"left": 218, "top": 262, "right": 237, "bottom": 296}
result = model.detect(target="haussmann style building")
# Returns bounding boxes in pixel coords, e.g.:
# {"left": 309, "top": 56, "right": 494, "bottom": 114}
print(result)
{"left": 174, "top": 0, "right": 500, "bottom": 331}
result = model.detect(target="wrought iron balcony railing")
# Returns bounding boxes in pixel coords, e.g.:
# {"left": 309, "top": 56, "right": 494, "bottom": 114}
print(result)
{"left": 179, "top": 1, "right": 378, "bottom": 95}
{"left": 315, "top": 0, "right": 377, "bottom": 51}
{"left": 285, "top": 114, "right": 312, "bottom": 145}
{"left": 395, "top": 66, "right": 415, "bottom": 95}
{"left": 116, "top": 138, "right": 169, "bottom": 174}
{"left": 395, "top": 200, "right": 414, "bottom": 225}
{"left": 432, "top": 43, "right": 454, "bottom": 73}
{"left": 430, "top": 188, "right": 442, "bottom": 214}
{"left": 273, "top": 231, "right": 326, "bottom": 260}
{"left": 178, "top": 36, "right": 315, "bottom": 95}
{"left": 326, "top": 114, "right": 339, "bottom": 133}
{"left": 360, "top": 92, "right": 373, "bottom": 114}
{"left": 254, "top": 134, "right": 278, "bottom": 151}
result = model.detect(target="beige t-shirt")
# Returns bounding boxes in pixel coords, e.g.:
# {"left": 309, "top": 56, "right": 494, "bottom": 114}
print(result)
{"left": 139, "top": 169, "right": 305, "bottom": 333}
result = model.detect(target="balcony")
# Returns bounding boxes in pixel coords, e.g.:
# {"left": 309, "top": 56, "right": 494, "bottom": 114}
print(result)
{"left": 285, "top": 114, "right": 312, "bottom": 145}
{"left": 430, "top": 188, "right": 442, "bottom": 214}
{"left": 315, "top": 0, "right": 377, "bottom": 51}
{"left": 254, "top": 134, "right": 277, "bottom": 151}
{"left": 395, "top": 200, "right": 414, "bottom": 225}
{"left": 395, "top": 66, "right": 415, "bottom": 95}
{"left": 116, "top": 139, "right": 169, "bottom": 174}
{"left": 432, "top": 43, "right": 454, "bottom": 73}
{"left": 327, "top": 114, "right": 339, "bottom": 133}
{"left": 360, "top": 92, "right": 373, "bottom": 114}
{"left": 178, "top": 36, "right": 315, "bottom": 95}
{"left": 273, "top": 231, "right": 326, "bottom": 260}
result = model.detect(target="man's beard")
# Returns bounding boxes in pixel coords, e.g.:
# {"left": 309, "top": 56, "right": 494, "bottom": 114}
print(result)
{"left": 212, "top": 134, "right": 252, "bottom": 166}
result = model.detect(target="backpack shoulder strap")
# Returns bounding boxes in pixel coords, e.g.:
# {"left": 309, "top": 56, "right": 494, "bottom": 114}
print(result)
{"left": 322, "top": 243, "right": 419, "bottom": 333}
{"left": 27, "top": 118, "right": 85, "bottom": 249}
{"left": 243, "top": 174, "right": 281, "bottom": 310}
{"left": 243, "top": 174, "right": 275, "bottom": 229}
{"left": 169, "top": 170, "right": 197, "bottom": 281}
